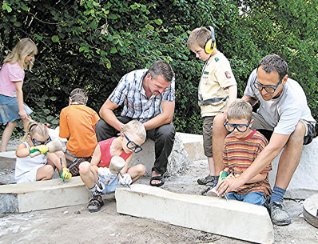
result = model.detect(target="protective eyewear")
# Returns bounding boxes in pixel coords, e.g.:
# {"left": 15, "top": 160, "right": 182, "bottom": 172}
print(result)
{"left": 123, "top": 134, "right": 142, "bottom": 153}
{"left": 253, "top": 79, "right": 282, "bottom": 94}
{"left": 224, "top": 121, "right": 250, "bottom": 133}
{"left": 31, "top": 137, "right": 51, "bottom": 146}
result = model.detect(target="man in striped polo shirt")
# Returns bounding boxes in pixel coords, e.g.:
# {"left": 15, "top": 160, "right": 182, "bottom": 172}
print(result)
{"left": 96, "top": 60, "right": 175, "bottom": 187}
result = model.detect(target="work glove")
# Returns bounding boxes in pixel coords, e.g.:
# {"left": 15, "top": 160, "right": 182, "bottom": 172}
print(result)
{"left": 29, "top": 145, "right": 49, "bottom": 157}
{"left": 119, "top": 173, "right": 132, "bottom": 185}
{"left": 60, "top": 167, "right": 72, "bottom": 181}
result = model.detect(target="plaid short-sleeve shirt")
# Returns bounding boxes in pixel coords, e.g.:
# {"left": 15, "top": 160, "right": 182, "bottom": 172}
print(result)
{"left": 108, "top": 69, "right": 175, "bottom": 123}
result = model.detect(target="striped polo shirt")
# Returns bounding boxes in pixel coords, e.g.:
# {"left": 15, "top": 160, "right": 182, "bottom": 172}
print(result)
{"left": 108, "top": 69, "right": 175, "bottom": 123}
{"left": 223, "top": 130, "right": 272, "bottom": 196}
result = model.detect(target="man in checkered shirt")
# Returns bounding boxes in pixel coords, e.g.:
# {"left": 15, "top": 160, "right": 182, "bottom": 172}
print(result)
{"left": 96, "top": 60, "right": 175, "bottom": 187}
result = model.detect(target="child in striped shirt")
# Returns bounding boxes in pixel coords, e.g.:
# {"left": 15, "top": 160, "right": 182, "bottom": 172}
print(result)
{"left": 211, "top": 99, "right": 272, "bottom": 206}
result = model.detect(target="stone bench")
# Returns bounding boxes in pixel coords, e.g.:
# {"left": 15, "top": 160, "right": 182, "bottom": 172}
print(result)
{"left": 0, "top": 177, "right": 90, "bottom": 213}
{"left": 116, "top": 184, "right": 274, "bottom": 244}
{"left": 0, "top": 132, "right": 198, "bottom": 213}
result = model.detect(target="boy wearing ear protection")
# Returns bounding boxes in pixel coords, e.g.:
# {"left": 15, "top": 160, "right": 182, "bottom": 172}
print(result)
{"left": 59, "top": 88, "right": 100, "bottom": 176}
{"left": 209, "top": 99, "right": 271, "bottom": 206}
{"left": 187, "top": 27, "right": 237, "bottom": 188}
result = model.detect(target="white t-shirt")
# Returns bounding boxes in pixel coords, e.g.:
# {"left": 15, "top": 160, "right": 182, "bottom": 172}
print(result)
{"left": 244, "top": 69, "right": 316, "bottom": 135}
{"left": 15, "top": 142, "right": 47, "bottom": 182}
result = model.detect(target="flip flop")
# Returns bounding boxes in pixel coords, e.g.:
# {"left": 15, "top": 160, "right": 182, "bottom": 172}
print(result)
{"left": 150, "top": 175, "right": 164, "bottom": 187}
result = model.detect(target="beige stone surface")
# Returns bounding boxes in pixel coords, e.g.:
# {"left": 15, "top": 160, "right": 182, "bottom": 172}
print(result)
{"left": 116, "top": 184, "right": 274, "bottom": 244}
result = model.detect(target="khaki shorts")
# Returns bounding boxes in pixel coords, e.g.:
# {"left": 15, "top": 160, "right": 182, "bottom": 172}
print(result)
{"left": 202, "top": 116, "right": 215, "bottom": 157}
{"left": 251, "top": 112, "right": 316, "bottom": 145}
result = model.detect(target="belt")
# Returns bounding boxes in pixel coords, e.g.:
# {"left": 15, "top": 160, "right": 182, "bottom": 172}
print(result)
{"left": 198, "top": 96, "right": 228, "bottom": 106}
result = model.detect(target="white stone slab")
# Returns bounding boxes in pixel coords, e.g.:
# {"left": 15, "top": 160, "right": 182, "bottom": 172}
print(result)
{"left": 177, "top": 132, "right": 205, "bottom": 161}
{"left": 116, "top": 184, "right": 274, "bottom": 244}
{"left": 0, "top": 150, "right": 16, "bottom": 159}
{"left": 0, "top": 176, "right": 91, "bottom": 213}
{"left": 269, "top": 137, "right": 318, "bottom": 198}
{"left": 131, "top": 133, "right": 190, "bottom": 176}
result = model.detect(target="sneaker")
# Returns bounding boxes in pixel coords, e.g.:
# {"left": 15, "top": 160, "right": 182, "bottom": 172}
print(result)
{"left": 269, "top": 201, "right": 291, "bottom": 226}
{"left": 197, "top": 175, "right": 214, "bottom": 185}
{"left": 206, "top": 176, "right": 219, "bottom": 188}
{"left": 87, "top": 195, "right": 104, "bottom": 213}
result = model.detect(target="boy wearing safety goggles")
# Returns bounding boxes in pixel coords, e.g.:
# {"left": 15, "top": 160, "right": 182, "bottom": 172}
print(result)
{"left": 208, "top": 99, "right": 272, "bottom": 206}
{"left": 79, "top": 120, "right": 146, "bottom": 212}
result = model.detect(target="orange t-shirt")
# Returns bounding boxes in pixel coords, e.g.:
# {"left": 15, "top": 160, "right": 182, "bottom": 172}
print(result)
{"left": 59, "top": 105, "right": 100, "bottom": 157}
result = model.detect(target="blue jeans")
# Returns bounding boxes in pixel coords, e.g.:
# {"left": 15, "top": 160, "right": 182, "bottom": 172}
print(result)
{"left": 225, "top": 192, "right": 266, "bottom": 206}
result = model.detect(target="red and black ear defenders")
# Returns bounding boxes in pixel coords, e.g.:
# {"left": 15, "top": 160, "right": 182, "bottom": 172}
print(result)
{"left": 204, "top": 26, "right": 216, "bottom": 54}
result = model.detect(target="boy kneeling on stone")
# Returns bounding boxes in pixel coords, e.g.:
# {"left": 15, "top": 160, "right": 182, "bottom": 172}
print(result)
{"left": 79, "top": 120, "right": 146, "bottom": 212}
{"left": 208, "top": 99, "right": 272, "bottom": 206}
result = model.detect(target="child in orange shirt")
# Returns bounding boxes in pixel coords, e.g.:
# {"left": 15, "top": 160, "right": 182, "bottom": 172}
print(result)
{"left": 59, "top": 88, "right": 100, "bottom": 176}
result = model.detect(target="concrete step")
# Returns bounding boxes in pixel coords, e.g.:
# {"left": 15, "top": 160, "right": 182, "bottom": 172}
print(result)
{"left": 0, "top": 176, "right": 91, "bottom": 213}
{"left": 0, "top": 151, "right": 16, "bottom": 170}
{"left": 116, "top": 184, "right": 274, "bottom": 244}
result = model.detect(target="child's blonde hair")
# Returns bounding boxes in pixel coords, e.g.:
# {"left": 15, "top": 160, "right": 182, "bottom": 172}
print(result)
{"left": 122, "top": 120, "right": 146, "bottom": 144}
{"left": 69, "top": 88, "right": 88, "bottom": 105}
{"left": 227, "top": 99, "right": 253, "bottom": 122}
{"left": 4, "top": 38, "right": 38, "bottom": 70}
{"left": 187, "top": 27, "right": 211, "bottom": 50}
{"left": 23, "top": 121, "right": 49, "bottom": 141}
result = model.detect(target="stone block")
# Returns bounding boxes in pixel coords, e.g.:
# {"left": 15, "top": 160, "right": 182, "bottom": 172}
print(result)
{"left": 116, "top": 184, "right": 274, "bottom": 244}
{"left": 0, "top": 151, "right": 16, "bottom": 170}
{"left": 131, "top": 133, "right": 190, "bottom": 176}
{"left": 0, "top": 176, "right": 91, "bottom": 213}
{"left": 269, "top": 137, "right": 318, "bottom": 199}
{"left": 177, "top": 133, "right": 205, "bottom": 161}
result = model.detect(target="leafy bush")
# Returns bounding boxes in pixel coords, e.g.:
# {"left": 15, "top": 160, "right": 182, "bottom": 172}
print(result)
{"left": 1, "top": 0, "right": 317, "bottom": 134}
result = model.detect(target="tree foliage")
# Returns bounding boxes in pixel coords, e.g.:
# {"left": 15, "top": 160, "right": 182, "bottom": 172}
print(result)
{"left": 1, "top": 0, "right": 317, "bottom": 134}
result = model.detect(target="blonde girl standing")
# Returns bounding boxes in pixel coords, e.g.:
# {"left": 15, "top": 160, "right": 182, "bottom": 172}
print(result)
{"left": 0, "top": 38, "right": 38, "bottom": 151}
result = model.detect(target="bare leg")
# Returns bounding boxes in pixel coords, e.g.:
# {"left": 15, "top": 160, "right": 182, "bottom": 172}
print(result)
{"left": 79, "top": 161, "right": 99, "bottom": 189}
{"left": 22, "top": 116, "right": 32, "bottom": 132}
{"left": 275, "top": 122, "right": 306, "bottom": 189}
{"left": 127, "top": 164, "right": 146, "bottom": 182}
{"left": 208, "top": 157, "right": 215, "bottom": 175}
{"left": 36, "top": 165, "right": 54, "bottom": 180}
{"left": 1, "top": 121, "right": 17, "bottom": 152}
{"left": 47, "top": 151, "right": 66, "bottom": 172}
{"left": 212, "top": 113, "right": 227, "bottom": 175}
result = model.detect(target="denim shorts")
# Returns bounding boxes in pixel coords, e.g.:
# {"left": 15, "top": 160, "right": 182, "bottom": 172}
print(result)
{"left": 96, "top": 169, "right": 119, "bottom": 194}
{"left": 225, "top": 191, "right": 266, "bottom": 206}
{"left": 0, "top": 94, "right": 32, "bottom": 124}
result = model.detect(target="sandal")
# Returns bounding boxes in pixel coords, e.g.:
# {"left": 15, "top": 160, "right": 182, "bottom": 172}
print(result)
{"left": 87, "top": 195, "right": 104, "bottom": 213}
{"left": 150, "top": 175, "right": 164, "bottom": 187}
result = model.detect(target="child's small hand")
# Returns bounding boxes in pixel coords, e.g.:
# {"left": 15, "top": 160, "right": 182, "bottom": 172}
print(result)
{"left": 60, "top": 167, "right": 72, "bottom": 181}
{"left": 119, "top": 173, "right": 132, "bottom": 185}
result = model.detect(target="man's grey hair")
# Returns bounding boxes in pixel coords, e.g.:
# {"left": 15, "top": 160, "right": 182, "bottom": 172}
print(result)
{"left": 148, "top": 60, "right": 175, "bottom": 83}
{"left": 258, "top": 54, "right": 288, "bottom": 80}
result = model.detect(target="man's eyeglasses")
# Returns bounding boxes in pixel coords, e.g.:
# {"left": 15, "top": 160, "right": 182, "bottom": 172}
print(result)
{"left": 31, "top": 137, "right": 51, "bottom": 146}
{"left": 253, "top": 79, "right": 282, "bottom": 94}
{"left": 224, "top": 121, "right": 250, "bottom": 133}
{"left": 123, "top": 134, "right": 142, "bottom": 153}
